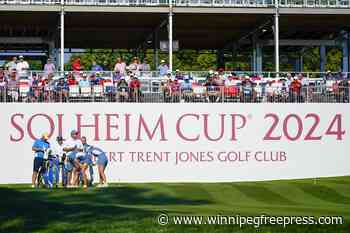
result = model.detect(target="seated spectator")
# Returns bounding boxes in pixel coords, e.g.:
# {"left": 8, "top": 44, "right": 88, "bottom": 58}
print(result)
{"left": 129, "top": 74, "right": 141, "bottom": 90}
{"left": 117, "top": 78, "right": 129, "bottom": 102}
{"left": 55, "top": 77, "right": 68, "bottom": 102}
{"left": 181, "top": 77, "right": 192, "bottom": 91}
{"left": 175, "top": 69, "right": 184, "bottom": 80}
{"left": 90, "top": 72, "right": 104, "bottom": 86}
{"left": 113, "top": 70, "right": 123, "bottom": 82}
{"left": 204, "top": 76, "right": 218, "bottom": 87}
{"left": 117, "top": 78, "right": 129, "bottom": 89}
{"left": 67, "top": 73, "right": 78, "bottom": 86}
{"left": 79, "top": 74, "right": 90, "bottom": 87}
{"left": 44, "top": 58, "right": 56, "bottom": 75}
{"left": 91, "top": 61, "right": 103, "bottom": 72}
{"left": 218, "top": 68, "right": 225, "bottom": 79}
{"left": 225, "top": 75, "right": 236, "bottom": 86}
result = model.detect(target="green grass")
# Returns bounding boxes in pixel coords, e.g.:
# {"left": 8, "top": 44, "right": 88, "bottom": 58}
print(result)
{"left": 1, "top": 177, "right": 350, "bottom": 233}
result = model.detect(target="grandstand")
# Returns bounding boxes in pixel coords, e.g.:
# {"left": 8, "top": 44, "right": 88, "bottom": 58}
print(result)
{"left": 1, "top": 1, "right": 350, "bottom": 103}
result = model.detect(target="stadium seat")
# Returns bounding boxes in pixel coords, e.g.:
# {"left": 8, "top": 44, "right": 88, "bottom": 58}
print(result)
{"left": 93, "top": 85, "right": 104, "bottom": 102}
{"left": 69, "top": 85, "right": 80, "bottom": 102}
{"left": 80, "top": 86, "right": 92, "bottom": 101}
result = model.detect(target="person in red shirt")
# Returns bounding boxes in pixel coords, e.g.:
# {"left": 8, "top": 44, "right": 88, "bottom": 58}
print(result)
{"left": 129, "top": 74, "right": 141, "bottom": 102}
{"left": 67, "top": 73, "right": 78, "bottom": 86}
{"left": 290, "top": 78, "right": 302, "bottom": 102}
{"left": 72, "top": 58, "right": 83, "bottom": 72}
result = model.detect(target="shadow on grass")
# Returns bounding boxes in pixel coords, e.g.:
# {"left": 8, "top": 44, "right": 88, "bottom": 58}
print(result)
{"left": 298, "top": 184, "right": 350, "bottom": 205}
{"left": 0, "top": 186, "right": 211, "bottom": 233}
{"left": 233, "top": 184, "right": 296, "bottom": 206}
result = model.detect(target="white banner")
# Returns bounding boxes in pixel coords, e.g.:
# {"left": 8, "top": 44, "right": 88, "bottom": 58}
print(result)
{"left": 0, "top": 103, "right": 349, "bottom": 184}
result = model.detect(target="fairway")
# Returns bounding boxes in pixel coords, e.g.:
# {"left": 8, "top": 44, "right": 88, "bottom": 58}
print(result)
{"left": 1, "top": 176, "right": 350, "bottom": 233}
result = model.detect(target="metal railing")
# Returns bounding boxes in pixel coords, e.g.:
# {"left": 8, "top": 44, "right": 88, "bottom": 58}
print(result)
{"left": 1, "top": 0, "right": 350, "bottom": 8}
{"left": 0, "top": 71, "right": 349, "bottom": 103}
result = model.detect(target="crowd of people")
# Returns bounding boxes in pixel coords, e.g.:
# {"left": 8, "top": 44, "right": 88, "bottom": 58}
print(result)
{"left": 0, "top": 55, "right": 349, "bottom": 103}
{"left": 32, "top": 130, "right": 108, "bottom": 189}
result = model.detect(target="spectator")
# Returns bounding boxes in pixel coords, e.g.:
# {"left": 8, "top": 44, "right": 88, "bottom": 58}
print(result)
{"left": 129, "top": 57, "right": 140, "bottom": 75}
{"left": 175, "top": 69, "right": 184, "bottom": 80}
{"left": 139, "top": 60, "right": 150, "bottom": 72}
{"left": 44, "top": 58, "right": 56, "bottom": 75}
{"left": 114, "top": 57, "right": 126, "bottom": 75}
{"left": 55, "top": 77, "right": 68, "bottom": 101}
{"left": 0, "top": 73, "right": 7, "bottom": 99}
{"left": 129, "top": 74, "right": 141, "bottom": 101}
{"left": 113, "top": 70, "right": 123, "bottom": 82}
{"left": 181, "top": 76, "right": 192, "bottom": 91}
{"left": 72, "top": 58, "right": 83, "bottom": 72}
{"left": 6, "top": 57, "right": 17, "bottom": 72}
{"left": 79, "top": 74, "right": 90, "bottom": 87}
{"left": 0, "top": 66, "right": 6, "bottom": 80}
{"left": 16, "top": 55, "right": 29, "bottom": 78}
{"left": 326, "top": 70, "right": 334, "bottom": 80}
{"left": 91, "top": 61, "right": 103, "bottom": 72}
{"left": 290, "top": 77, "right": 302, "bottom": 102}
{"left": 158, "top": 60, "right": 169, "bottom": 76}
{"left": 67, "top": 73, "right": 78, "bottom": 86}
{"left": 7, "top": 71, "right": 18, "bottom": 101}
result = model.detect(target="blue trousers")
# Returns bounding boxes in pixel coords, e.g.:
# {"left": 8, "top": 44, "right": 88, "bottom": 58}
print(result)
{"left": 48, "top": 158, "right": 60, "bottom": 187}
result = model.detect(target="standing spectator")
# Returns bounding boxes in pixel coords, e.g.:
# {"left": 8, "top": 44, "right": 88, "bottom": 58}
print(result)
{"left": 72, "top": 58, "right": 83, "bottom": 72}
{"left": 129, "top": 74, "right": 141, "bottom": 102}
{"left": 158, "top": 60, "right": 169, "bottom": 77}
{"left": 44, "top": 58, "right": 56, "bottom": 75}
{"left": 290, "top": 77, "right": 302, "bottom": 102}
{"left": 114, "top": 57, "right": 126, "bottom": 75}
{"left": 6, "top": 57, "right": 17, "bottom": 72}
{"left": 129, "top": 57, "right": 140, "bottom": 76}
{"left": 16, "top": 55, "right": 29, "bottom": 78}
{"left": 0, "top": 70, "right": 7, "bottom": 102}
{"left": 0, "top": 66, "right": 6, "bottom": 80}
{"left": 91, "top": 61, "right": 104, "bottom": 72}
{"left": 7, "top": 71, "right": 19, "bottom": 101}
{"left": 139, "top": 60, "right": 150, "bottom": 72}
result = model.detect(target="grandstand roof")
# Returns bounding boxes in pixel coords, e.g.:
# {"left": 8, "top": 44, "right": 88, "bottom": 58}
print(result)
{"left": 0, "top": 8, "right": 350, "bottom": 50}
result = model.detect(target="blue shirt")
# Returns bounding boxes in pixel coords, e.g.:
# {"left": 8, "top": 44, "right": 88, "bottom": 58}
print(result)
{"left": 33, "top": 139, "right": 50, "bottom": 158}
{"left": 92, "top": 65, "right": 103, "bottom": 71}
{"left": 158, "top": 65, "right": 169, "bottom": 76}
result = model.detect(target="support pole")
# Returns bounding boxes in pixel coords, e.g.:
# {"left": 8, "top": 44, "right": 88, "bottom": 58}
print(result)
{"left": 342, "top": 32, "right": 349, "bottom": 74}
{"left": 274, "top": 3, "right": 279, "bottom": 77}
{"left": 153, "top": 31, "right": 159, "bottom": 70}
{"left": 60, "top": 0, "right": 65, "bottom": 73}
{"left": 320, "top": 45, "right": 326, "bottom": 73}
{"left": 168, "top": 1, "right": 173, "bottom": 73}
